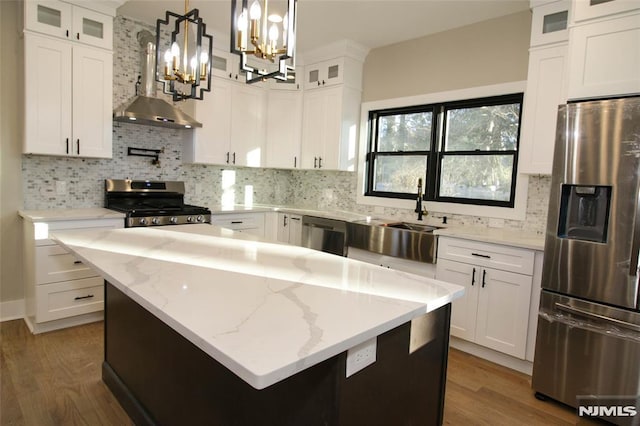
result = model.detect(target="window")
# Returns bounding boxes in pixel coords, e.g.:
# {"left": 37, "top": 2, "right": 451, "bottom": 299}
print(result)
{"left": 365, "top": 93, "right": 523, "bottom": 208}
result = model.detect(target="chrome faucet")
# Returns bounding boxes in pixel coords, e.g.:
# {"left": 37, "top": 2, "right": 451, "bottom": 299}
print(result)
{"left": 415, "top": 178, "right": 427, "bottom": 221}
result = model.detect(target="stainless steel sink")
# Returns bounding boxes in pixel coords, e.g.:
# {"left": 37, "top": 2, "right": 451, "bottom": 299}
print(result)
{"left": 347, "top": 220, "right": 442, "bottom": 264}
{"left": 383, "top": 222, "right": 441, "bottom": 232}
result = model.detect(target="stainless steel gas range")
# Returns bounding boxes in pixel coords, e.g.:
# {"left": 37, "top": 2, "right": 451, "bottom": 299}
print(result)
{"left": 105, "top": 179, "right": 211, "bottom": 228}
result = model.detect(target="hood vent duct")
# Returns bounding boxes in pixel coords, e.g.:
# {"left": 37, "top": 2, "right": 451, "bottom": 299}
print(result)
{"left": 113, "top": 30, "right": 202, "bottom": 129}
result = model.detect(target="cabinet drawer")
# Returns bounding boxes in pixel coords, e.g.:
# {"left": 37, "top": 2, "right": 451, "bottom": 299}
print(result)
{"left": 211, "top": 214, "right": 265, "bottom": 230}
{"left": 36, "top": 244, "right": 97, "bottom": 284}
{"left": 35, "top": 277, "right": 104, "bottom": 322}
{"left": 437, "top": 237, "right": 535, "bottom": 275}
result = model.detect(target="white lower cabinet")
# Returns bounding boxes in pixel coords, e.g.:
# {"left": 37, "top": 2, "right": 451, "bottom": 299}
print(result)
{"left": 347, "top": 247, "right": 436, "bottom": 279}
{"left": 22, "top": 217, "right": 123, "bottom": 334}
{"left": 276, "top": 213, "right": 303, "bottom": 245}
{"left": 436, "top": 237, "right": 534, "bottom": 359}
{"left": 211, "top": 213, "right": 266, "bottom": 238}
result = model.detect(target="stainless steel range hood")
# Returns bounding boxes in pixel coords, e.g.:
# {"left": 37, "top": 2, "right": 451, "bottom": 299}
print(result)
{"left": 113, "top": 30, "right": 202, "bottom": 129}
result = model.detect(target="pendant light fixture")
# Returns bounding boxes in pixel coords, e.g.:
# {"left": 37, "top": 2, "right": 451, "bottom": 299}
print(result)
{"left": 155, "top": 0, "right": 213, "bottom": 101}
{"left": 230, "top": 0, "right": 297, "bottom": 84}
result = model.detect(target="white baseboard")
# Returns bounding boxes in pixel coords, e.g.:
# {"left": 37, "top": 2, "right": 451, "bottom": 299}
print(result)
{"left": 450, "top": 337, "right": 533, "bottom": 376}
{"left": 0, "top": 299, "right": 25, "bottom": 322}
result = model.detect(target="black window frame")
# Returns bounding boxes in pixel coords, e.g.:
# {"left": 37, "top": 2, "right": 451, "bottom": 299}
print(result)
{"left": 365, "top": 93, "right": 524, "bottom": 208}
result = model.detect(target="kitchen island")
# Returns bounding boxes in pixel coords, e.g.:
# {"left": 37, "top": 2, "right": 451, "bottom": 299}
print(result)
{"left": 51, "top": 224, "right": 463, "bottom": 425}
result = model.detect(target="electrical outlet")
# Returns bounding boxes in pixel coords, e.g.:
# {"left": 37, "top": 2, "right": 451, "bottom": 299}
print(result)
{"left": 346, "top": 337, "right": 377, "bottom": 377}
{"left": 55, "top": 181, "right": 67, "bottom": 195}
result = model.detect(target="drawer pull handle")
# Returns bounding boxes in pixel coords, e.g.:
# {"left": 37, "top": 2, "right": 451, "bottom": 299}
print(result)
{"left": 73, "top": 260, "right": 83, "bottom": 264}
{"left": 290, "top": 217, "right": 301, "bottom": 221}
{"left": 471, "top": 268, "right": 476, "bottom": 286}
{"left": 471, "top": 252, "right": 491, "bottom": 259}
{"left": 231, "top": 221, "right": 243, "bottom": 224}
{"left": 482, "top": 270, "right": 487, "bottom": 288}
{"left": 74, "top": 294, "right": 94, "bottom": 301}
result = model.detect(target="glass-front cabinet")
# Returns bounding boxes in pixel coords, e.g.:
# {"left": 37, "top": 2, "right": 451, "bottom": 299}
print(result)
{"left": 530, "top": 0, "right": 570, "bottom": 46}
{"left": 24, "top": 0, "right": 113, "bottom": 50}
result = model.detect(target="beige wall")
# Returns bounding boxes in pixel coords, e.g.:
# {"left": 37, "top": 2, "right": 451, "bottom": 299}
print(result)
{"left": 362, "top": 10, "right": 532, "bottom": 102}
{"left": 1, "top": 0, "right": 24, "bottom": 305}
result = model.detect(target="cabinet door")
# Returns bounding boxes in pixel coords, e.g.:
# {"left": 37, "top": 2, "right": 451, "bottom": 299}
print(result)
{"left": 185, "top": 78, "right": 232, "bottom": 165}
{"left": 230, "top": 84, "right": 266, "bottom": 167}
{"left": 474, "top": 267, "right": 532, "bottom": 359}
{"left": 276, "top": 213, "right": 290, "bottom": 243}
{"left": 265, "top": 90, "right": 302, "bottom": 169}
{"left": 530, "top": 0, "right": 570, "bottom": 47}
{"left": 519, "top": 44, "right": 568, "bottom": 175}
{"left": 72, "top": 45, "right": 112, "bottom": 158}
{"left": 71, "top": 5, "right": 113, "bottom": 50}
{"left": 301, "top": 89, "right": 325, "bottom": 168}
{"left": 567, "top": 12, "right": 640, "bottom": 100}
{"left": 288, "top": 215, "right": 303, "bottom": 245}
{"left": 573, "top": 0, "right": 640, "bottom": 22}
{"left": 304, "top": 58, "right": 345, "bottom": 90}
{"left": 24, "top": 0, "right": 72, "bottom": 39}
{"left": 24, "top": 33, "right": 72, "bottom": 156}
{"left": 436, "top": 259, "right": 479, "bottom": 341}
{"left": 211, "top": 48, "right": 241, "bottom": 80}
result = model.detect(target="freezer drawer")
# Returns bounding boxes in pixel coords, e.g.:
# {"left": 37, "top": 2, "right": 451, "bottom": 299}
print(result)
{"left": 532, "top": 291, "right": 640, "bottom": 425}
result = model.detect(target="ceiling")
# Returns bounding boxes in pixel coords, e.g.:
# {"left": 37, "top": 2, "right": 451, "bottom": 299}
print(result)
{"left": 117, "top": 0, "right": 531, "bottom": 55}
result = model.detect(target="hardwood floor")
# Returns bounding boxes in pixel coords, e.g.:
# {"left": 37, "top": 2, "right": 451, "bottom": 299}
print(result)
{"left": 1, "top": 319, "right": 601, "bottom": 425}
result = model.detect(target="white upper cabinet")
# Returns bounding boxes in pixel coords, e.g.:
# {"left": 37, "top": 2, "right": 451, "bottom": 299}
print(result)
{"left": 303, "top": 56, "right": 363, "bottom": 91}
{"left": 572, "top": 0, "right": 640, "bottom": 22}
{"left": 530, "top": 0, "right": 571, "bottom": 46}
{"left": 519, "top": 44, "right": 569, "bottom": 174}
{"left": 211, "top": 48, "right": 242, "bottom": 81}
{"left": 24, "top": 33, "right": 113, "bottom": 158}
{"left": 567, "top": 10, "right": 640, "bottom": 99}
{"left": 24, "top": 0, "right": 113, "bottom": 50}
{"left": 184, "top": 78, "right": 266, "bottom": 167}
{"left": 265, "top": 90, "right": 303, "bottom": 169}
{"left": 301, "top": 85, "right": 361, "bottom": 171}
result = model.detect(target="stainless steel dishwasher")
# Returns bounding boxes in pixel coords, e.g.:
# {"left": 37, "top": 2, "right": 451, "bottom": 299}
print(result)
{"left": 301, "top": 216, "right": 347, "bottom": 257}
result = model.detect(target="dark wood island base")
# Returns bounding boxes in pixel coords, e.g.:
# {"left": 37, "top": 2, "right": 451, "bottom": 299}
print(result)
{"left": 103, "top": 282, "right": 452, "bottom": 425}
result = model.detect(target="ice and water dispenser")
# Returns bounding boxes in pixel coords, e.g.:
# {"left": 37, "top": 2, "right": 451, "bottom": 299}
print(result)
{"left": 557, "top": 184, "right": 612, "bottom": 243}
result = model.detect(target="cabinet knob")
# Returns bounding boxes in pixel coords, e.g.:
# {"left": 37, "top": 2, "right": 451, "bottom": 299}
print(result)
{"left": 76, "top": 33, "right": 80, "bottom": 40}
{"left": 65, "top": 30, "right": 69, "bottom": 37}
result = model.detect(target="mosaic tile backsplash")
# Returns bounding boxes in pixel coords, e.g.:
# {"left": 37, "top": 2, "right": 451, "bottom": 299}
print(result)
{"left": 22, "top": 15, "right": 551, "bottom": 235}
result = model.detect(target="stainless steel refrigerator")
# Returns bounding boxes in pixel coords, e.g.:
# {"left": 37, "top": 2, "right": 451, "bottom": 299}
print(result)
{"left": 532, "top": 96, "right": 640, "bottom": 425}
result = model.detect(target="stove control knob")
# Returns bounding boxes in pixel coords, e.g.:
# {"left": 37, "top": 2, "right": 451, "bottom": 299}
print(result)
{"left": 187, "top": 216, "right": 193, "bottom": 223}
{"left": 152, "top": 217, "right": 160, "bottom": 225}
{"left": 170, "top": 216, "right": 178, "bottom": 224}
{"left": 197, "top": 215, "right": 204, "bottom": 222}
{"left": 139, "top": 218, "right": 147, "bottom": 226}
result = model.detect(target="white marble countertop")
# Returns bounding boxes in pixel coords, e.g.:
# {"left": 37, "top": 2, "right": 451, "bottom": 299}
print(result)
{"left": 51, "top": 224, "right": 463, "bottom": 390}
{"left": 208, "top": 204, "right": 545, "bottom": 251}
{"left": 19, "top": 207, "right": 125, "bottom": 222}
{"left": 434, "top": 226, "right": 545, "bottom": 251}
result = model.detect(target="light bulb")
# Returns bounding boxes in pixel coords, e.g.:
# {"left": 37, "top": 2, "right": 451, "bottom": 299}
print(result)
{"left": 249, "top": 0, "right": 261, "bottom": 20}
{"left": 190, "top": 56, "right": 197, "bottom": 70}
{"left": 268, "top": 14, "right": 282, "bottom": 23}
{"left": 171, "top": 42, "right": 180, "bottom": 57}
{"left": 269, "top": 23, "right": 279, "bottom": 43}
{"left": 200, "top": 51, "right": 208, "bottom": 64}
{"left": 164, "top": 49, "right": 172, "bottom": 63}
{"left": 237, "top": 10, "right": 248, "bottom": 31}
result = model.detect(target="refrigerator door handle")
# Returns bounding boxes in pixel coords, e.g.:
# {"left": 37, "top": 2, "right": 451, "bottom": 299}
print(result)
{"left": 555, "top": 302, "right": 640, "bottom": 332}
